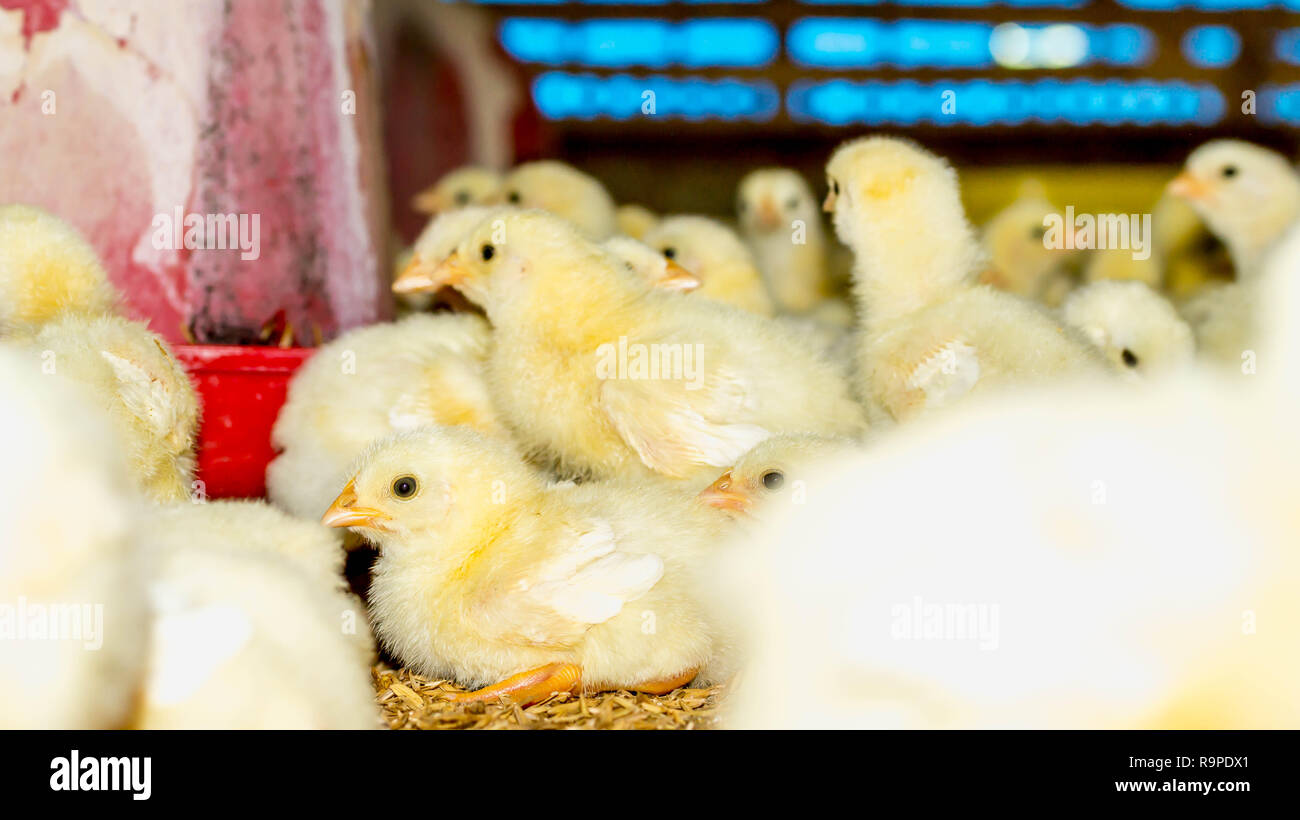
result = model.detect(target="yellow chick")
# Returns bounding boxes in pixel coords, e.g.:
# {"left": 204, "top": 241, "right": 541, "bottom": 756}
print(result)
{"left": 615, "top": 203, "right": 660, "bottom": 240}
{"left": 978, "top": 184, "right": 1078, "bottom": 306}
{"left": 0, "top": 346, "right": 147, "bottom": 729}
{"left": 600, "top": 235, "right": 702, "bottom": 293}
{"left": 1061, "top": 280, "right": 1195, "bottom": 378}
{"left": 698, "top": 433, "right": 855, "bottom": 519}
{"left": 824, "top": 136, "right": 1107, "bottom": 422}
{"left": 323, "top": 426, "right": 726, "bottom": 705}
{"left": 642, "top": 215, "right": 775, "bottom": 316}
{"left": 0, "top": 204, "right": 120, "bottom": 338}
{"left": 1169, "top": 139, "right": 1300, "bottom": 279}
{"left": 396, "top": 205, "right": 501, "bottom": 312}
{"left": 736, "top": 168, "right": 836, "bottom": 315}
{"left": 267, "top": 311, "right": 502, "bottom": 521}
{"left": 498, "top": 160, "right": 617, "bottom": 239}
{"left": 16, "top": 315, "right": 199, "bottom": 502}
{"left": 410, "top": 165, "right": 502, "bottom": 215}
{"left": 394, "top": 210, "right": 866, "bottom": 483}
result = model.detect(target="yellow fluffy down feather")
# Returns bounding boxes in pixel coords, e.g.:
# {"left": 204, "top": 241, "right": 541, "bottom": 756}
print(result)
{"left": 736, "top": 168, "right": 835, "bottom": 315}
{"left": 267, "top": 312, "right": 502, "bottom": 521}
{"left": 0, "top": 204, "right": 120, "bottom": 338}
{"left": 411, "top": 165, "right": 502, "bottom": 215}
{"left": 327, "top": 426, "right": 729, "bottom": 696}
{"left": 0, "top": 347, "right": 148, "bottom": 729}
{"left": 1061, "top": 280, "right": 1195, "bottom": 378}
{"left": 642, "top": 215, "right": 776, "bottom": 316}
{"left": 403, "top": 209, "right": 866, "bottom": 483}
{"left": 15, "top": 314, "right": 199, "bottom": 502}
{"left": 497, "top": 160, "right": 617, "bottom": 239}
{"left": 825, "top": 136, "right": 1108, "bottom": 422}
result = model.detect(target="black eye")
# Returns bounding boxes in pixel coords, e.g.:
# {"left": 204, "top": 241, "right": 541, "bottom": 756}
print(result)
{"left": 1031, "top": 226, "right": 1046, "bottom": 240}
{"left": 662, "top": 247, "right": 676, "bottom": 260}
{"left": 1121, "top": 348, "right": 1139, "bottom": 368}
{"left": 832, "top": 180, "right": 840, "bottom": 194}
{"left": 761, "top": 470, "right": 784, "bottom": 490}
{"left": 454, "top": 190, "right": 470, "bottom": 206}
{"left": 786, "top": 197, "right": 800, "bottom": 210}
{"left": 507, "top": 191, "right": 521, "bottom": 204}
{"left": 1221, "top": 165, "right": 1238, "bottom": 179}
{"left": 481, "top": 244, "right": 495, "bottom": 261}
{"left": 392, "top": 476, "right": 418, "bottom": 499}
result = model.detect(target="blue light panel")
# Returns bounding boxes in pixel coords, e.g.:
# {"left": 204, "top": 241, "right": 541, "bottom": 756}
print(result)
{"left": 532, "top": 72, "right": 780, "bottom": 120}
{"left": 500, "top": 18, "right": 779, "bottom": 68}
{"left": 1260, "top": 85, "right": 1300, "bottom": 125}
{"left": 1277, "top": 30, "right": 1300, "bottom": 66}
{"left": 786, "top": 79, "right": 1225, "bottom": 126}
{"left": 787, "top": 19, "right": 1153, "bottom": 69}
{"left": 1115, "top": 0, "right": 1296, "bottom": 9}
{"left": 1181, "top": 26, "right": 1241, "bottom": 68}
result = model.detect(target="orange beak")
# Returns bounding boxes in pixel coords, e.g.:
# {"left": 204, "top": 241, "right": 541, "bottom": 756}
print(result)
{"left": 321, "top": 478, "right": 391, "bottom": 529}
{"left": 656, "top": 260, "right": 702, "bottom": 292}
{"left": 698, "top": 470, "right": 753, "bottom": 514}
{"left": 822, "top": 189, "right": 837, "bottom": 213}
{"left": 410, "top": 187, "right": 443, "bottom": 215}
{"left": 978, "top": 268, "right": 1006, "bottom": 288}
{"left": 1168, "top": 172, "right": 1210, "bottom": 201}
{"left": 393, "top": 251, "right": 469, "bottom": 295}
{"left": 756, "top": 197, "right": 782, "bottom": 231}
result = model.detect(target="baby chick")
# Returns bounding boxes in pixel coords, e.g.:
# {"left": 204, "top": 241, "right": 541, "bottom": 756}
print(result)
{"left": 601, "top": 235, "right": 702, "bottom": 293}
{"left": 1169, "top": 139, "right": 1300, "bottom": 279}
{"left": 267, "top": 311, "right": 502, "bottom": 522}
{"left": 0, "top": 204, "right": 120, "bottom": 338}
{"left": 394, "top": 210, "right": 866, "bottom": 483}
{"left": 396, "top": 206, "right": 499, "bottom": 312}
{"left": 411, "top": 165, "right": 502, "bottom": 215}
{"left": 615, "top": 203, "right": 660, "bottom": 240}
{"left": 825, "top": 136, "right": 1106, "bottom": 422}
{"left": 642, "top": 215, "right": 776, "bottom": 316}
{"left": 978, "top": 184, "right": 1077, "bottom": 306}
{"left": 16, "top": 314, "right": 199, "bottom": 502}
{"left": 323, "top": 426, "right": 725, "bottom": 705}
{"left": 1061, "top": 280, "right": 1195, "bottom": 378}
{"left": 698, "top": 433, "right": 855, "bottom": 519}
{"left": 498, "top": 160, "right": 617, "bottom": 239}
{"left": 736, "top": 168, "right": 835, "bottom": 315}
{"left": 0, "top": 346, "right": 147, "bottom": 730}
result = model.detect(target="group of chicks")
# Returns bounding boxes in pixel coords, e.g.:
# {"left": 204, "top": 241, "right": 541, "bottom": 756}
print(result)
{"left": 3, "top": 132, "right": 1298, "bottom": 729}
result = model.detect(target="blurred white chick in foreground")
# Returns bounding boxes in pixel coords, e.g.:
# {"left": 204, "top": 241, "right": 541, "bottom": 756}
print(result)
{"left": 0, "top": 204, "right": 120, "bottom": 338}
{"left": 324, "top": 426, "right": 727, "bottom": 705}
{"left": 978, "top": 184, "right": 1077, "bottom": 306}
{"left": 267, "top": 312, "right": 501, "bottom": 521}
{"left": 17, "top": 315, "right": 199, "bottom": 502}
{"left": 0, "top": 348, "right": 147, "bottom": 729}
{"left": 1061, "top": 280, "right": 1195, "bottom": 378}
{"left": 698, "top": 433, "right": 855, "bottom": 519}
{"left": 394, "top": 210, "right": 866, "bottom": 483}
{"left": 736, "top": 169, "right": 836, "bottom": 315}
{"left": 615, "top": 203, "right": 659, "bottom": 240}
{"left": 825, "top": 137, "right": 1106, "bottom": 422}
{"left": 498, "top": 160, "right": 617, "bottom": 239}
{"left": 410, "top": 165, "right": 501, "bottom": 215}
{"left": 642, "top": 215, "right": 776, "bottom": 316}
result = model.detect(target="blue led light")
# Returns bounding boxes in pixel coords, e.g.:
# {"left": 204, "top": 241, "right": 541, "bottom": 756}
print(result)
{"left": 531, "top": 72, "right": 779, "bottom": 121}
{"left": 787, "top": 79, "right": 1224, "bottom": 127}
{"left": 1116, "top": 0, "right": 1282, "bottom": 8}
{"left": 1181, "top": 26, "right": 1241, "bottom": 68}
{"left": 500, "top": 18, "right": 778, "bottom": 68}
{"left": 787, "top": 19, "right": 1153, "bottom": 69}
{"left": 1276, "top": 30, "right": 1300, "bottom": 66}
{"left": 1260, "top": 84, "right": 1300, "bottom": 124}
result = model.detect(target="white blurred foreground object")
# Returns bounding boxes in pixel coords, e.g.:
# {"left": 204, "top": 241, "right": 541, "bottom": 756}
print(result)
{"left": 721, "top": 269, "right": 1300, "bottom": 729}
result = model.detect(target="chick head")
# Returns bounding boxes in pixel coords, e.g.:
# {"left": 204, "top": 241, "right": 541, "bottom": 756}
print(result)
{"left": 497, "top": 161, "right": 617, "bottom": 239}
{"left": 322, "top": 426, "right": 541, "bottom": 553}
{"left": 602, "top": 235, "right": 701, "bottom": 292}
{"left": 641, "top": 215, "right": 773, "bottom": 313}
{"left": 0, "top": 204, "right": 120, "bottom": 337}
{"left": 1061, "top": 280, "right": 1195, "bottom": 378}
{"left": 1169, "top": 140, "right": 1300, "bottom": 270}
{"left": 411, "top": 166, "right": 502, "bottom": 215}
{"left": 394, "top": 209, "right": 641, "bottom": 329}
{"left": 737, "top": 168, "right": 821, "bottom": 236}
{"left": 699, "top": 434, "right": 851, "bottom": 519}
{"left": 979, "top": 192, "right": 1077, "bottom": 297}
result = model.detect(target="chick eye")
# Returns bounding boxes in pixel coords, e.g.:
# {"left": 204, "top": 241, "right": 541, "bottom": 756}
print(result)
{"left": 1121, "top": 348, "right": 1139, "bottom": 368}
{"left": 786, "top": 197, "right": 800, "bottom": 210}
{"left": 507, "top": 191, "right": 521, "bottom": 204}
{"left": 1221, "top": 165, "right": 1238, "bottom": 179}
{"left": 1031, "top": 226, "right": 1047, "bottom": 240}
{"left": 392, "top": 476, "right": 418, "bottom": 499}
{"left": 454, "top": 190, "right": 470, "bottom": 206}
{"left": 761, "top": 470, "right": 785, "bottom": 490}
{"left": 662, "top": 247, "right": 677, "bottom": 260}
{"left": 481, "top": 244, "right": 495, "bottom": 262}
{"left": 832, "top": 180, "right": 840, "bottom": 195}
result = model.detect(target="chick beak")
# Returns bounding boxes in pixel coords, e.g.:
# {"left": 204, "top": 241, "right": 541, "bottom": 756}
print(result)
{"left": 822, "top": 189, "right": 837, "bottom": 213}
{"left": 698, "top": 470, "right": 753, "bottom": 514}
{"left": 393, "top": 251, "right": 468, "bottom": 295}
{"left": 1168, "top": 172, "right": 1209, "bottom": 202}
{"left": 978, "top": 268, "right": 1005, "bottom": 288}
{"left": 410, "top": 187, "right": 442, "bottom": 215}
{"left": 657, "top": 260, "right": 702, "bottom": 292}
{"left": 322, "top": 478, "right": 391, "bottom": 529}
{"left": 756, "top": 197, "right": 782, "bottom": 231}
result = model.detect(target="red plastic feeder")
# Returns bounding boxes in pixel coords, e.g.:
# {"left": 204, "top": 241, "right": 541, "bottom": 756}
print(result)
{"left": 174, "top": 345, "right": 315, "bottom": 499}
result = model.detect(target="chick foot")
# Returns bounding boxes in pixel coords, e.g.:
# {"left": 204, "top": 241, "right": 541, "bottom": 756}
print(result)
{"left": 446, "top": 663, "right": 582, "bottom": 707}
